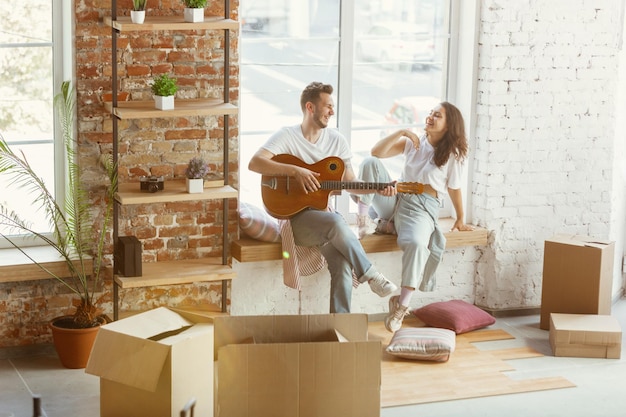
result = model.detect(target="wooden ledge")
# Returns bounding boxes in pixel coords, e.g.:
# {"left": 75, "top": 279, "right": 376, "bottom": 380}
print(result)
{"left": 0, "top": 247, "right": 93, "bottom": 283}
{"left": 232, "top": 218, "right": 488, "bottom": 263}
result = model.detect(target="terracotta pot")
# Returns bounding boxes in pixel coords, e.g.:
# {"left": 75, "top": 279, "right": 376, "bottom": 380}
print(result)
{"left": 49, "top": 316, "right": 103, "bottom": 369}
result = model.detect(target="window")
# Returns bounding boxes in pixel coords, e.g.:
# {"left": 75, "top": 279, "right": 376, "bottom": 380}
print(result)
{"left": 0, "top": 1, "right": 69, "bottom": 248}
{"left": 239, "top": 0, "right": 456, "bottom": 218}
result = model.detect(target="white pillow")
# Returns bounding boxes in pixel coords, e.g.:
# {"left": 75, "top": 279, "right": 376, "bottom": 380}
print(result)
{"left": 238, "top": 202, "right": 281, "bottom": 243}
{"left": 385, "top": 327, "right": 456, "bottom": 362}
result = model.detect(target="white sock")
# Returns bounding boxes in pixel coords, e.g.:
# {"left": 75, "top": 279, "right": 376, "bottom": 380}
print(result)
{"left": 358, "top": 201, "right": 369, "bottom": 216}
{"left": 399, "top": 287, "right": 414, "bottom": 307}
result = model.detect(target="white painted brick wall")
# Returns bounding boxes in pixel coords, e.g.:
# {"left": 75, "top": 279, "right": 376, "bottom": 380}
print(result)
{"left": 232, "top": 247, "right": 480, "bottom": 315}
{"left": 474, "top": 0, "right": 623, "bottom": 309}
{"left": 231, "top": 0, "right": 625, "bottom": 316}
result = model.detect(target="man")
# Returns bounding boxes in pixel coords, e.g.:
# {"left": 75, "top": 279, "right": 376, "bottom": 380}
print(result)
{"left": 248, "top": 81, "right": 397, "bottom": 313}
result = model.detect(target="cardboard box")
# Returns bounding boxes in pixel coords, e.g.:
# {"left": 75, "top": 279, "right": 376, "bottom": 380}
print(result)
{"left": 540, "top": 235, "right": 614, "bottom": 330}
{"left": 550, "top": 313, "right": 622, "bottom": 359}
{"left": 214, "top": 314, "right": 381, "bottom": 417}
{"left": 86, "top": 307, "right": 215, "bottom": 417}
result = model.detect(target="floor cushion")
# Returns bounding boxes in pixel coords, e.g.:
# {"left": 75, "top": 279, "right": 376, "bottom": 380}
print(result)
{"left": 385, "top": 327, "right": 456, "bottom": 361}
{"left": 412, "top": 299, "right": 496, "bottom": 334}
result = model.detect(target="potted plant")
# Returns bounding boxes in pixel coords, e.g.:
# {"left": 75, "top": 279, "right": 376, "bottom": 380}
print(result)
{"left": 182, "top": 0, "right": 207, "bottom": 22}
{"left": 151, "top": 74, "right": 178, "bottom": 110}
{"left": 0, "top": 81, "right": 116, "bottom": 369}
{"left": 185, "top": 156, "right": 209, "bottom": 193}
{"left": 131, "top": 0, "right": 147, "bottom": 24}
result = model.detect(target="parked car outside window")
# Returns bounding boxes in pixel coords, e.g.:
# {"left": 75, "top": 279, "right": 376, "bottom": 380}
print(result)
{"left": 356, "top": 21, "right": 435, "bottom": 71}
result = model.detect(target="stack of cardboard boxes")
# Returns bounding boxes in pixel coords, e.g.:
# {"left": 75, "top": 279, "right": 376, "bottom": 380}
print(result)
{"left": 541, "top": 235, "right": 621, "bottom": 359}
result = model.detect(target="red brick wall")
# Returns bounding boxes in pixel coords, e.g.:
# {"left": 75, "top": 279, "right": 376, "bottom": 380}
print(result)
{"left": 0, "top": 0, "right": 239, "bottom": 347}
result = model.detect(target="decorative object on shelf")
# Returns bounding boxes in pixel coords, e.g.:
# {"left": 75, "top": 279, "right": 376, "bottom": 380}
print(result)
{"left": 139, "top": 175, "right": 165, "bottom": 192}
{"left": 131, "top": 0, "right": 147, "bottom": 24}
{"left": 0, "top": 81, "right": 116, "bottom": 368}
{"left": 185, "top": 156, "right": 209, "bottom": 193}
{"left": 151, "top": 74, "right": 178, "bottom": 110}
{"left": 182, "top": 0, "right": 207, "bottom": 22}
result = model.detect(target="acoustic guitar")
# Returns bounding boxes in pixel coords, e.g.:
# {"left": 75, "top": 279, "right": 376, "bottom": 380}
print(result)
{"left": 261, "top": 154, "right": 425, "bottom": 219}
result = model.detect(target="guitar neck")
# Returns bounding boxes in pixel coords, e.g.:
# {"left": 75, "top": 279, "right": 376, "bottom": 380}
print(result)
{"left": 320, "top": 181, "right": 391, "bottom": 191}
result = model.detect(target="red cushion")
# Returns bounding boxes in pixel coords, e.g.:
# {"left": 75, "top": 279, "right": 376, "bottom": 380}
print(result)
{"left": 412, "top": 300, "right": 495, "bottom": 334}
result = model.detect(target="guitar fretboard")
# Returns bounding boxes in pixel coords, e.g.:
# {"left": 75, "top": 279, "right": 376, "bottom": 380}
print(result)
{"left": 320, "top": 181, "right": 391, "bottom": 190}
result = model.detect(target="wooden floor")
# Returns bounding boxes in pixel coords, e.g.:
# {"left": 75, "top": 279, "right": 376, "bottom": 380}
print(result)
{"left": 368, "top": 317, "right": 576, "bottom": 407}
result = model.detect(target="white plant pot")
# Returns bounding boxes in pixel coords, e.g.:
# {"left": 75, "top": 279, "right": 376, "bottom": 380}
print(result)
{"left": 130, "top": 10, "right": 145, "bottom": 24}
{"left": 186, "top": 178, "right": 204, "bottom": 193}
{"left": 154, "top": 95, "right": 174, "bottom": 110}
{"left": 184, "top": 7, "right": 204, "bottom": 23}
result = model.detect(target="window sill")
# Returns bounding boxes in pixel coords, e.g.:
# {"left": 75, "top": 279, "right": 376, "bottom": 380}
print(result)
{"left": 0, "top": 247, "right": 92, "bottom": 283}
{"left": 232, "top": 218, "right": 488, "bottom": 263}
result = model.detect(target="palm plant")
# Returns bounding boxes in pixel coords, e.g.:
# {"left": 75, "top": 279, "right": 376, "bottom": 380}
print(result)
{"left": 0, "top": 81, "right": 116, "bottom": 328}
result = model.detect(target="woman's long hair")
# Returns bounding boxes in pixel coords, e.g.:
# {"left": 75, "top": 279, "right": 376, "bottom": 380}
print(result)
{"left": 432, "top": 101, "right": 468, "bottom": 167}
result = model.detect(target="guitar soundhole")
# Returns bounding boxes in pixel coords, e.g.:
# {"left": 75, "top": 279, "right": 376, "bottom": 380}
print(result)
{"left": 329, "top": 162, "right": 338, "bottom": 171}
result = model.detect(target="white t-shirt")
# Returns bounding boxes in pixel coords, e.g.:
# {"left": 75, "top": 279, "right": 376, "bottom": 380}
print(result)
{"left": 401, "top": 135, "right": 464, "bottom": 195}
{"left": 262, "top": 125, "right": 352, "bottom": 165}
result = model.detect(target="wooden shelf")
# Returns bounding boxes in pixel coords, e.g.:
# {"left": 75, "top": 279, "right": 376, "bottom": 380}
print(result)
{"left": 104, "top": 15, "right": 240, "bottom": 31}
{"left": 115, "top": 180, "right": 237, "bottom": 205}
{"left": 104, "top": 99, "right": 238, "bottom": 120}
{"left": 114, "top": 258, "right": 236, "bottom": 289}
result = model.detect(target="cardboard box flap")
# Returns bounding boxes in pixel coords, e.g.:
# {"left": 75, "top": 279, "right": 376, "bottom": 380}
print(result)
{"left": 214, "top": 314, "right": 368, "bottom": 360}
{"left": 548, "top": 234, "right": 613, "bottom": 249}
{"left": 86, "top": 329, "right": 170, "bottom": 392}
{"left": 97, "top": 306, "right": 194, "bottom": 338}
{"left": 86, "top": 307, "right": 199, "bottom": 391}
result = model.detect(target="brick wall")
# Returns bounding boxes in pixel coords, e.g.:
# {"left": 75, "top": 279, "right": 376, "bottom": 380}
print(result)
{"left": 0, "top": 0, "right": 240, "bottom": 347}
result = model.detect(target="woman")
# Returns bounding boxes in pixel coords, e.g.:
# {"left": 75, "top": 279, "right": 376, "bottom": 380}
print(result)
{"left": 354, "top": 101, "right": 473, "bottom": 332}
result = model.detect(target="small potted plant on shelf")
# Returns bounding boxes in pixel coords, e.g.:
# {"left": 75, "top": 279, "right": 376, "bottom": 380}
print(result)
{"left": 0, "top": 81, "right": 116, "bottom": 369}
{"left": 182, "top": 0, "right": 207, "bottom": 23}
{"left": 185, "top": 156, "right": 210, "bottom": 193}
{"left": 131, "top": 0, "right": 147, "bottom": 24}
{"left": 151, "top": 74, "right": 178, "bottom": 110}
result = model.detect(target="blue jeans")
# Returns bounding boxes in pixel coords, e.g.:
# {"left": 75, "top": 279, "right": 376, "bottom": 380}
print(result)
{"left": 290, "top": 209, "right": 378, "bottom": 313}
{"left": 356, "top": 157, "right": 445, "bottom": 291}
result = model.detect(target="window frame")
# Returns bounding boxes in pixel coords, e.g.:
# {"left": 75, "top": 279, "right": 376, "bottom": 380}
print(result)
{"left": 0, "top": 2, "right": 72, "bottom": 249}
{"left": 238, "top": 0, "right": 479, "bottom": 223}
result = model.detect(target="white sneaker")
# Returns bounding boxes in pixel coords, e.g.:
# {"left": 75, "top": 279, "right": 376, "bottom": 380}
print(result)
{"left": 357, "top": 215, "right": 377, "bottom": 239}
{"left": 368, "top": 273, "right": 398, "bottom": 297}
{"left": 385, "top": 295, "right": 409, "bottom": 332}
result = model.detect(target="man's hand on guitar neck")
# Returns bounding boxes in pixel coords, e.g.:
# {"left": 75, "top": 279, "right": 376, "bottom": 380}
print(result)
{"left": 378, "top": 181, "right": 398, "bottom": 197}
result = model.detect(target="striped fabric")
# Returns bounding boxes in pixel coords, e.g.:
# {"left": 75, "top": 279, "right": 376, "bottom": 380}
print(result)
{"left": 279, "top": 219, "right": 360, "bottom": 290}
{"left": 238, "top": 202, "right": 281, "bottom": 243}
{"left": 385, "top": 327, "right": 456, "bottom": 362}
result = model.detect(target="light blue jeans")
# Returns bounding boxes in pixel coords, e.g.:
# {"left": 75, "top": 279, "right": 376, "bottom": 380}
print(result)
{"left": 290, "top": 209, "right": 380, "bottom": 313}
{"left": 356, "top": 157, "right": 445, "bottom": 291}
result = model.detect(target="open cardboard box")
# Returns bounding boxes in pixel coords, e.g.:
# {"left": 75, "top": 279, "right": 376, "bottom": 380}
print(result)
{"left": 85, "top": 307, "right": 215, "bottom": 417}
{"left": 214, "top": 313, "right": 382, "bottom": 417}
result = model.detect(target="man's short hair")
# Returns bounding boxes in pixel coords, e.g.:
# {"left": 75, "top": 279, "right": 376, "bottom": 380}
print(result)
{"left": 300, "top": 82, "right": 333, "bottom": 112}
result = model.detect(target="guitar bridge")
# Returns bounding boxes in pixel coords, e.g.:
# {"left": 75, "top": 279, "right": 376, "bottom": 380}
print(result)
{"left": 261, "top": 177, "right": 278, "bottom": 190}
